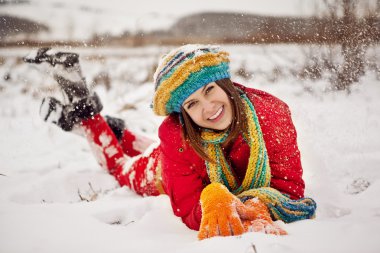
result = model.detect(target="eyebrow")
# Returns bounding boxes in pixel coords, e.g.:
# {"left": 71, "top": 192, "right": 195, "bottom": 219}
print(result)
{"left": 201, "top": 84, "right": 209, "bottom": 93}
{"left": 183, "top": 99, "right": 193, "bottom": 107}
{"left": 183, "top": 84, "right": 210, "bottom": 107}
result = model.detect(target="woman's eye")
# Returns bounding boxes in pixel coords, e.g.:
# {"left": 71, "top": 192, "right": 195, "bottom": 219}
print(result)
{"left": 205, "top": 85, "right": 214, "bottom": 94}
{"left": 187, "top": 101, "right": 197, "bottom": 109}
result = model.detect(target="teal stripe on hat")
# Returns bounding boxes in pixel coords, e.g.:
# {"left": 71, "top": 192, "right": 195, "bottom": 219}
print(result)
{"left": 156, "top": 47, "right": 221, "bottom": 88}
{"left": 165, "top": 62, "right": 230, "bottom": 113}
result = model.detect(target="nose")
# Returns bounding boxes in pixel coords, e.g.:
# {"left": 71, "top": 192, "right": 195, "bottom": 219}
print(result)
{"left": 202, "top": 99, "right": 215, "bottom": 114}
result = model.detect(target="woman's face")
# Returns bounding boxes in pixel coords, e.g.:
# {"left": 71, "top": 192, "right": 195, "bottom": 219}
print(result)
{"left": 182, "top": 82, "right": 233, "bottom": 131}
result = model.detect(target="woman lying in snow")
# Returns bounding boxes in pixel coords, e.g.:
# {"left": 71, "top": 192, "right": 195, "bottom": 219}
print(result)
{"left": 28, "top": 45, "right": 316, "bottom": 239}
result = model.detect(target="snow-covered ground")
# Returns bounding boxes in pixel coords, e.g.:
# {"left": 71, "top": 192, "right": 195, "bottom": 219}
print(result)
{"left": 0, "top": 44, "right": 380, "bottom": 253}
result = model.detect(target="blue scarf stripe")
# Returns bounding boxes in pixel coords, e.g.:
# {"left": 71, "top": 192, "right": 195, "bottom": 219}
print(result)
{"left": 268, "top": 200, "right": 317, "bottom": 223}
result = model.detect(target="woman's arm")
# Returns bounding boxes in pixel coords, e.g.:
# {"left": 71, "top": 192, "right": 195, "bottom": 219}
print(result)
{"left": 160, "top": 153, "right": 203, "bottom": 230}
{"left": 158, "top": 115, "right": 206, "bottom": 230}
{"left": 261, "top": 98, "right": 305, "bottom": 199}
{"left": 244, "top": 86, "right": 305, "bottom": 200}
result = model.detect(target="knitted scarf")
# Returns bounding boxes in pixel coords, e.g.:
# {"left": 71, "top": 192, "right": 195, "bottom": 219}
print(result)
{"left": 201, "top": 94, "right": 316, "bottom": 223}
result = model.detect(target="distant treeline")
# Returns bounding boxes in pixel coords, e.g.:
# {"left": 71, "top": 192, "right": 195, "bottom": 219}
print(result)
{"left": 1, "top": 12, "right": 379, "bottom": 47}
{"left": 117, "top": 12, "right": 380, "bottom": 45}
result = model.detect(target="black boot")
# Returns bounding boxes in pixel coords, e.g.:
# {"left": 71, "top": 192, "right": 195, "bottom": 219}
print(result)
{"left": 27, "top": 48, "right": 103, "bottom": 131}
{"left": 105, "top": 116, "right": 126, "bottom": 141}
{"left": 40, "top": 93, "right": 103, "bottom": 131}
{"left": 24, "top": 47, "right": 90, "bottom": 103}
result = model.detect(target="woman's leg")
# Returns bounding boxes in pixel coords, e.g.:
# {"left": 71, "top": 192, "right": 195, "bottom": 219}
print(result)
{"left": 29, "top": 48, "right": 162, "bottom": 196}
{"left": 81, "top": 114, "right": 163, "bottom": 196}
{"left": 104, "top": 115, "right": 155, "bottom": 158}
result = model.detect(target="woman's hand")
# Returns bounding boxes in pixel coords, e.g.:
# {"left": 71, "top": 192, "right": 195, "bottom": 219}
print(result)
{"left": 198, "top": 183, "right": 287, "bottom": 240}
{"left": 237, "top": 198, "right": 287, "bottom": 235}
{"left": 198, "top": 183, "right": 244, "bottom": 240}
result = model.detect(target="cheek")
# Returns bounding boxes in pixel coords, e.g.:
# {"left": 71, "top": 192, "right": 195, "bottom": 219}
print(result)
{"left": 223, "top": 98, "right": 233, "bottom": 121}
{"left": 187, "top": 108, "right": 204, "bottom": 125}
{"left": 216, "top": 89, "right": 231, "bottom": 106}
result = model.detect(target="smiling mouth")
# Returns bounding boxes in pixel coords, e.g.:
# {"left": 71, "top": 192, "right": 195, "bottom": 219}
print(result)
{"left": 208, "top": 106, "right": 223, "bottom": 120}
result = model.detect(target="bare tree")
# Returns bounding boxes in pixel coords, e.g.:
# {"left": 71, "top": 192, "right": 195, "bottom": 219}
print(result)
{"left": 321, "top": 0, "right": 379, "bottom": 91}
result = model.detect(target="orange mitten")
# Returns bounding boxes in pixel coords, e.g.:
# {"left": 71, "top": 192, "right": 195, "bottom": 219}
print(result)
{"left": 239, "top": 198, "right": 287, "bottom": 235}
{"left": 198, "top": 183, "right": 244, "bottom": 240}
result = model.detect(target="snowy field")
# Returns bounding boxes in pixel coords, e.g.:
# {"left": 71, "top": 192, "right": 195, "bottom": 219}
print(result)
{"left": 0, "top": 44, "right": 380, "bottom": 253}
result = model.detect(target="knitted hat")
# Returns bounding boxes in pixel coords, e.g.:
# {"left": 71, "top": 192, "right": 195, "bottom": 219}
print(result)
{"left": 152, "top": 44, "right": 231, "bottom": 116}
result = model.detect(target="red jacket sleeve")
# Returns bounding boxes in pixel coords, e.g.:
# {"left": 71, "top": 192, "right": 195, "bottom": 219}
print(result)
{"left": 267, "top": 107, "right": 305, "bottom": 199}
{"left": 249, "top": 89, "right": 305, "bottom": 199}
{"left": 158, "top": 115, "right": 205, "bottom": 231}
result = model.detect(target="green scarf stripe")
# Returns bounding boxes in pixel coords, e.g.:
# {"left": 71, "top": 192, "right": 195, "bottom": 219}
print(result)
{"left": 233, "top": 186, "right": 244, "bottom": 195}
{"left": 245, "top": 96, "right": 268, "bottom": 179}
{"left": 243, "top": 95, "right": 269, "bottom": 189}
{"left": 250, "top": 144, "right": 264, "bottom": 188}
{"left": 207, "top": 130, "right": 229, "bottom": 144}
{"left": 253, "top": 152, "right": 269, "bottom": 189}
{"left": 269, "top": 206, "right": 282, "bottom": 221}
{"left": 217, "top": 147, "right": 237, "bottom": 190}
{"left": 244, "top": 112, "right": 261, "bottom": 189}
{"left": 249, "top": 153, "right": 266, "bottom": 188}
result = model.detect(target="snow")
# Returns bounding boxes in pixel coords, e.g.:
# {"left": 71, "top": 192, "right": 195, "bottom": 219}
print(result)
{"left": 1, "top": 44, "right": 380, "bottom": 253}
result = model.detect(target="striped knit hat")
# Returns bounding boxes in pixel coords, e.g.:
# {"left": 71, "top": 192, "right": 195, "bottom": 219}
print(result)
{"left": 152, "top": 44, "right": 231, "bottom": 116}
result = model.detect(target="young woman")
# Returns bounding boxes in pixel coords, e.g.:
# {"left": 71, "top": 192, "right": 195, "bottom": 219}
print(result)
{"left": 35, "top": 44, "right": 316, "bottom": 239}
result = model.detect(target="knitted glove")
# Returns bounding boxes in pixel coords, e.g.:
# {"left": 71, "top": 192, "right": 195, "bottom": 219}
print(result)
{"left": 239, "top": 198, "right": 287, "bottom": 235}
{"left": 198, "top": 182, "right": 245, "bottom": 240}
{"left": 40, "top": 93, "right": 102, "bottom": 131}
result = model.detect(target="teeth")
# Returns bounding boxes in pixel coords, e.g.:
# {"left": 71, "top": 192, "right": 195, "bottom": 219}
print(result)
{"left": 209, "top": 107, "right": 223, "bottom": 120}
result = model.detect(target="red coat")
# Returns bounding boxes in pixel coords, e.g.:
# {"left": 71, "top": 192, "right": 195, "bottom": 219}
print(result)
{"left": 158, "top": 83, "right": 305, "bottom": 231}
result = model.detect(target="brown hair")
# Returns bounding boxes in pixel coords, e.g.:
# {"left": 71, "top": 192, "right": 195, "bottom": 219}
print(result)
{"left": 180, "top": 78, "right": 247, "bottom": 162}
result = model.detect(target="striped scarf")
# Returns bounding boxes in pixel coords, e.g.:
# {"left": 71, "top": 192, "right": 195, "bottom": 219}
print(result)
{"left": 201, "top": 94, "right": 316, "bottom": 223}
